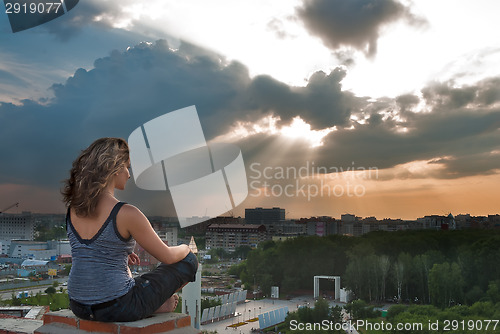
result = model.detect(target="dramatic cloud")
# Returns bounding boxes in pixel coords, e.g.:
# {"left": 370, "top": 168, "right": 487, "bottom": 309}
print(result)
{"left": 230, "top": 78, "right": 500, "bottom": 181}
{"left": 313, "top": 106, "right": 500, "bottom": 178}
{"left": 296, "top": 0, "right": 426, "bottom": 57}
{"left": 312, "top": 77, "right": 500, "bottom": 178}
{"left": 41, "top": 0, "right": 138, "bottom": 41}
{"left": 0, "top": 40, "right": 356, "bottom": 188}
{"left": 1, "top": 40, "right": 499, "bottom": 215}
{"left": 248, "top": 68, "right": 356, "bottom": 129}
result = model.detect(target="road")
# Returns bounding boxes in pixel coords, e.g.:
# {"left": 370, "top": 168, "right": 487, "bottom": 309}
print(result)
{"left": 0, "top": 278, "right": 68, "bottom": 301}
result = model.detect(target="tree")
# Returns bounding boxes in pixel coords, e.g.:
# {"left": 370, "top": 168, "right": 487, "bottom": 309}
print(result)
{"left": 344, "top": 299, "right": 380, "bottom": 320}
{"left": 201, "top": 297, "right": 221, "bottom": 312}
{"left": 208, "top": 248, "right": 229, "bottom": 260}
{"left": 344, "top": 244, "right": 376, "bottom": 301}
{"left": 465, "top": 285, "right": 484, "bottom": 305}
{"left": 311, "top": 298, "right": 329, "bottom": 323}
{"left": 34, "top": 224, "right": 66, "bottom": 241}
{"left": 429, "top": 262, "right": 464, "bottom": 308}
{"left": 45, "top": 287, "right": 56, "bottom": 295}
{"left": 393, "top": 252, "right": 413, "bottom": 303}
{"left": 378, "top": 255, "right": 390, "bottom": 302}
{"left": 386, "top": 304, "right": 408, "bottom": 320}
{"left": 237, "top": 229, "right": 500, "bottom": 308}
{"left": 228, "top": 261, "right": 246, "bottom": 278}
{"left": 486, "top": 280, "right": 500, "bottom": 304}
{"left": 284, "top": 299, "right": 344, "bottom": 333}
{"left": 11, "top": 293, "right": 21, "bottom": 306}
{"left": 233, "top": 245, "right": 252, "bottom": 259}
{"left": 61, "top": 264, "right": 71, "bottom": 276}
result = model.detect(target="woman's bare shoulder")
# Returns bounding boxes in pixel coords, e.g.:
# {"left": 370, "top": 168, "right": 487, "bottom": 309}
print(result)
{"left": 118, "top": 204, "right": 148, "bottom": 223}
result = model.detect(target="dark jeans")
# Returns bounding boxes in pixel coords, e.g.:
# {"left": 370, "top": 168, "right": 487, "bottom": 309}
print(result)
{"left": 70, "top": 252, "right": 198, "bottom": 322}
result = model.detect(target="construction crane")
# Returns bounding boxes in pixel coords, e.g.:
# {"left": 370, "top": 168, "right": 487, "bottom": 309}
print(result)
{"left": 0, "top": 202, "right": 19, "bottom": 214}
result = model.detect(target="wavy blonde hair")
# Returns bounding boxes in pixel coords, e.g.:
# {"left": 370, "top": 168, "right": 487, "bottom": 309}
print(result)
{"left": 62, "top": 138, "right": 130, "bottom": 217}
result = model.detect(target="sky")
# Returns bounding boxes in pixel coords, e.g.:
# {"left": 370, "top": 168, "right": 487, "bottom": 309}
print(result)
{"left": 0, "top": 0, "right": 499, "bottom": 220}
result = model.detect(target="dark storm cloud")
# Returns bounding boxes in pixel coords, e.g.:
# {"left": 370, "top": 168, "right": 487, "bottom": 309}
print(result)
{"left": 422, "top": 78, "right": 500, "bottom": 109}
{"left": 41, "top": 0, "right": 136, "bottom": 41}
{"left": 333, "top": 50, "right": 356, "bottom": 67}
{"left": 476, "top": 78, "right": 500, "bottom": 105}
{"left": 249, "top": 68, "right": 357, "bottom": 129}
{"left": 0, "top": 40, "right": 356, "bottom": 190}
{"left": 311, "top": 78, "right": 500, "bottom": 178}
{"left": 296, "top": 0, "right": 426, "bottom": 57}
{"left": 422, "top": 81, "right": 478, "bottom": 110}
{"left": 315, "top": 107, "right": 500, "bottom": 175}
{"left": 396, "top": 93, "right": 419, "bottom": 111}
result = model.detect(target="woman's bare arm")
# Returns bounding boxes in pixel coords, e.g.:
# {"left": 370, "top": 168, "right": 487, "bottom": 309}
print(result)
{"left": 118, "top": 204, "right": 190, "bottom": 264}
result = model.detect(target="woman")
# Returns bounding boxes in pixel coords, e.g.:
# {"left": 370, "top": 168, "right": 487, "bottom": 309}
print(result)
{"left": 62, "top": 137, "right": 198, "bottom": 322}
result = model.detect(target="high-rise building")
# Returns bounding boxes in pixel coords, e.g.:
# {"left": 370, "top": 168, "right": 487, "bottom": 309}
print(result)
{"left": 206, "top": 224, "right": 267, "bottom": 252}
{"left": 245, "top": 207, "right": 285, "bottom": 225}
{"left": 0, "top": 212, "right": 35, "bottom": 254}
{"left": 157, "top": 227, "right": 178, "bottom": 247}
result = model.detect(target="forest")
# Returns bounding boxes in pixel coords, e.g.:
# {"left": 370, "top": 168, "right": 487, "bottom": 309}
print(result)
{"left": 229, "top": 229, "right": 500, "bottom": 309}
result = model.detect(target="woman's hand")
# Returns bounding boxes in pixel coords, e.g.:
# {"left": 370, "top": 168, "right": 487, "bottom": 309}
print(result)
{"left": 128, "top": 252, "right": 140, "bottom": 266}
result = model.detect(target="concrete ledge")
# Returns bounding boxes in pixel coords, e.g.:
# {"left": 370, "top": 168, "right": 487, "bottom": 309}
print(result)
{"left": 34, "top": 309, "right": 200, "bottom": 334}
{"left": 0, "top": 317, "right": 43, "bottom": 334}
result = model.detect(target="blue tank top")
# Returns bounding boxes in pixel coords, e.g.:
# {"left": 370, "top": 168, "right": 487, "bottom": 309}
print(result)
{"left": 66, "top": 202, "right": 136, "bottom": 304}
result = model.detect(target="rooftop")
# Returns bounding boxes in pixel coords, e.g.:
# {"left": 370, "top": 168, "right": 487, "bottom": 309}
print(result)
{"left": 207, "top": 224, "right": 265, "bottom": 230}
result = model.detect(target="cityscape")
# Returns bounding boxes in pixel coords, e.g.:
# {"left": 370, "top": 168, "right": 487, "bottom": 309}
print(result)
{"left": 1, "top": 206, "right": 499, "bottom": 333}
{"left": 1, "top": 207, "right": 499, "bottom": 261}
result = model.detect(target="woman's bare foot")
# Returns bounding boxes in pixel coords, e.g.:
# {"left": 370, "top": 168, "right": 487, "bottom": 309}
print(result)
{"left": 155, "top": 294, "right": 179, "bottom": 313}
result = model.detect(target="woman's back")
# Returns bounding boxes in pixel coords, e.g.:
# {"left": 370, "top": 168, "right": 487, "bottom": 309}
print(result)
{"left": 67, "top": 202, "right": 136, "bottom": 304}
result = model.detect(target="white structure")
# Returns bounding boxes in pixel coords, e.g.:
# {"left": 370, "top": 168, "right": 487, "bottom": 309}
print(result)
{"left": 339, "top": 288, "right": 352, "bottom": 303}
{"left": 4, "top": 240, "right": 70, "bottom": 259}
{"left": 182, "top": 237, "right": 201, "bottom": 329}
{"left": 8, "top": 240, "right": 55, "bottom": 259}
{"left": 271, "top": 286, "right": 279, "bottom": 299}
{"left": 0, "top": 212, "right": 35, "bottom": 242}
{"left": 200, "top": 291, "right": 247, "bottom": 324}
{"left": 258, "top": 307, "right": 288, "bottom": 330}
{"left": 313, "top": 275, "right": 340, "bottom": 300}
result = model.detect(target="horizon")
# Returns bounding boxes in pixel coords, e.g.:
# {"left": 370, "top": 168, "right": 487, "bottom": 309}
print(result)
{"left": 2, "top": 207, "right": 498, "bottom": 223}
